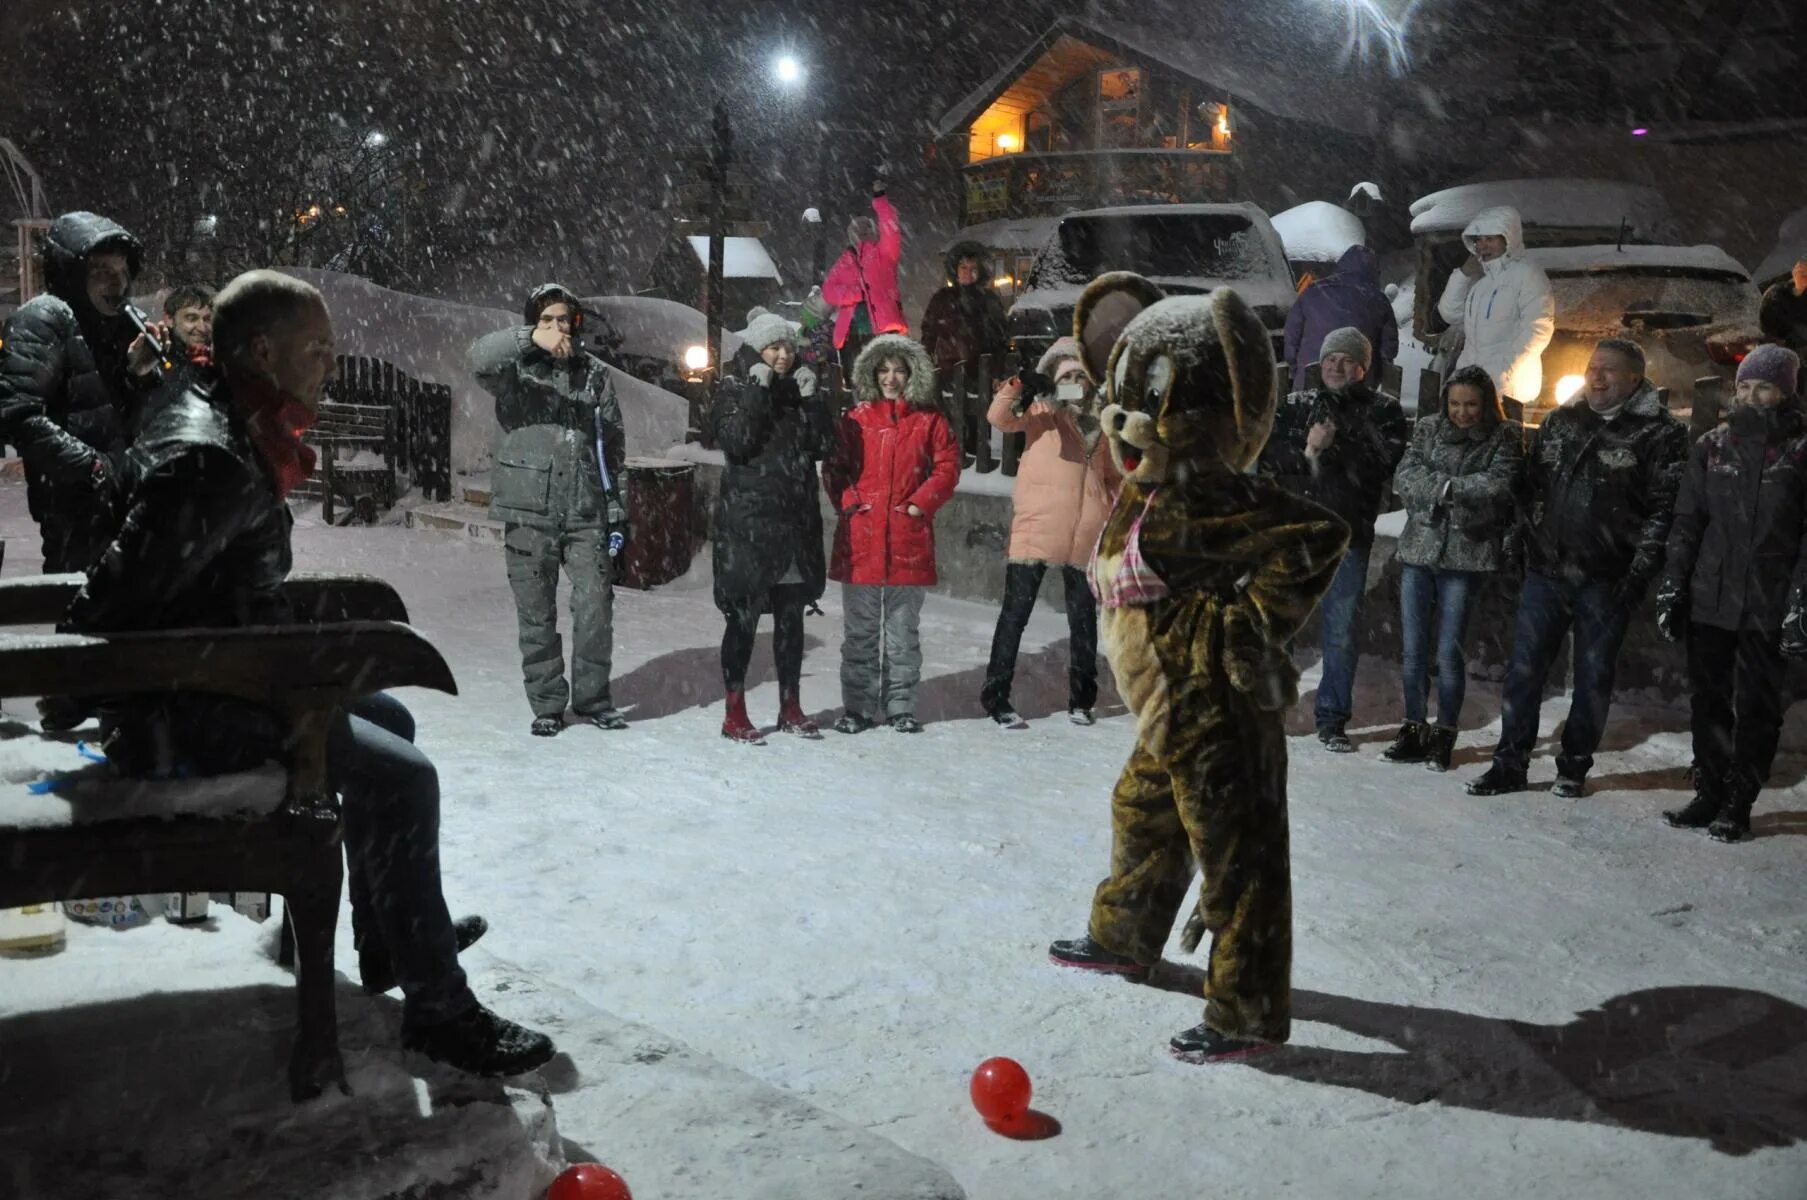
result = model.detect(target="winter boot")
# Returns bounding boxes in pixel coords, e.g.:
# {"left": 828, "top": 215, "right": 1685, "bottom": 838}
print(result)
{"left": 1709, "top": 771, "right": 1758, "bottom": 843}
{"left": 1169, "top": 1022, "right": 1278, "bottom": 1064}
{"left": 529, "top": 715, "right": 563, "bottom": 738}
{"left": 889, "top": 713, "right": 924, "bottom": 734}
{"left": 360, "top": 915, "right": 490, "bottom": 996}
{"left": 574, "top": 707, "right": 628, "bottom": 731}
{"left": 401, "top": 1002, "right": 557, "bottom": 1077}
{"left": 1381, "top": 721, "right": 1430, "bottom": 763}
{"left": 1465, "top": 764, "right": 1527, "bottom": 796}
{"left": 1663, "top": 777, "right": 1724, "bottom": 829}
{"left": 988, "top": 705, "right": 1026, "bottom": 729}
{"left": 721, "top": 691, "right": 765, "bottom": 744}
{"left": 832, "top": 712, "right": 876, "bottom": 735}
{"left": 1422, "top": 725, "right": 1457, "bottom": 772}
{"left": 1048, "top": 935, "right": 1149, "bottom": 982}
{"left": 1317, "top": 726, "right": 1354, "bottom": 754}
{"left": 1550, "top": 773, "right": 1587, "bottom": 799}
{"left": 38, "top": 695, "right": 94, "bottom": 733}
{"left": 777, "top": 689, "right": 821, "bottom": 738}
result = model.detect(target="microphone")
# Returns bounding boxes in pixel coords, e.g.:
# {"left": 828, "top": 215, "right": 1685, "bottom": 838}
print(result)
{"left": 123, "top": 303, "right": 171, "bottom": 378}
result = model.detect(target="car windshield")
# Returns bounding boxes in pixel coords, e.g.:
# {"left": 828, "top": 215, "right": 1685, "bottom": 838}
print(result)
{"left": 1546, "top": 269, "right": 1758, "bottom": 333}
{"left": 1035, "top": 213, "right": 1276, "bottom": 287}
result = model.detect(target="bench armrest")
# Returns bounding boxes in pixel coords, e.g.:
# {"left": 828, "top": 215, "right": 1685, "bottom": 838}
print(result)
{"left": 0, "top": 572, "right": 410, "bottom": 626}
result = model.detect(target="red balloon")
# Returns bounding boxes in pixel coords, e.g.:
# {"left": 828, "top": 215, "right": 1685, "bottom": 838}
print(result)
{"left": 549, "top": 1162, "right": 632, "bottom": 1200}
{"left": 970, "top": 1057, "right": 1033, "bottom": 1124}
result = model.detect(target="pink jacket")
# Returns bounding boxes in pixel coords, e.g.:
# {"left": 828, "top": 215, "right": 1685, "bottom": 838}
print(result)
{"left": 988, "top": 391, "right": 1121, "bottom": 567}
{"left": 822, "top": 195, "right": 907, "bottom": 349}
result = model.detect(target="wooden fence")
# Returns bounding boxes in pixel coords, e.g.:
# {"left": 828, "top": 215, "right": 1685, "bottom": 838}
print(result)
{"left": 298, "top": 355, "right": 452, "bottom": 521}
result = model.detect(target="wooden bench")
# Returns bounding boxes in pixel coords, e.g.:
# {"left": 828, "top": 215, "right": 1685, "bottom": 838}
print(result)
{"left": 297, "top": 402, "right": 399, "bottom": 523}
{"left": 0, "top": 572, "right": 455, "bottom": 1101}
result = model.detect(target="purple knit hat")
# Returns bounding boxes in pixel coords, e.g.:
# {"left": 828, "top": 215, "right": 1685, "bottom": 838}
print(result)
{"left": 1737, "top": 344, "right": 1801, "bottom": 395}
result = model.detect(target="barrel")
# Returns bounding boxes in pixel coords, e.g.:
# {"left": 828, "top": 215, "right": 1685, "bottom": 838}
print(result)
{"left": 618, "top": 457, "right": 699, "bottom": 590}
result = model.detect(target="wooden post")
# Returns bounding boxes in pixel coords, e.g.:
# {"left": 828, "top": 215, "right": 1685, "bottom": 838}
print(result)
{"left": 947, "top": 362, "right": 973, "bottom": 469}
{"left": 701, "top": 100, "right": 732, "bottom": 449}
{"left": 1691, "top": 375, "right": 1725, "bottom": 439}
{"left": 973, "top": 353, "right": 997, "bottom": 473}
{"left": 999, "top": 352, "right": 1024, "bottom": 477}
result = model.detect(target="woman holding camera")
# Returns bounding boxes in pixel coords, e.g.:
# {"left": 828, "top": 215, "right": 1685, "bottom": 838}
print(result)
{"left": 980, "top": 337, "right": 1120, "bottom": 727}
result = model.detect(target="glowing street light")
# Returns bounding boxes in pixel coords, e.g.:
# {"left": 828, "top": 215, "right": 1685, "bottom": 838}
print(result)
{"left": 774, "top": 55, "right": 802, "bottom": 85}
{"left": 364, "top": 130, "right": 388, "bottom": 149}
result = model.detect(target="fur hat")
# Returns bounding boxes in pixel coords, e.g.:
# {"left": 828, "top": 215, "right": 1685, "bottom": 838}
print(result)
{"left": 1738, "top": 343, "right": 1801, "bottom": 396}
{"left": 1037, "top": 336, "right": 1083, "bottom": 380}
{"left": 850, "top": 334, "right": 937, "bottom": 407}
{"left": 1318, "top": 327, "right": 1372, "bottom": 371}
{"left": 742, "top": 311, "right": 798, "bottom": 354}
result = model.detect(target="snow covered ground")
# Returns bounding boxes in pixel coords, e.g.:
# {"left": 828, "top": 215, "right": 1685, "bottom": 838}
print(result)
{"left": 2, "top": 482, "right": 1805, "bottom": 1200}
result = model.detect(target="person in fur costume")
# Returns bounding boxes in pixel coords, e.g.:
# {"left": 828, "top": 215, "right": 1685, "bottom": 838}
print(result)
{"left": 1047, "top": 273, "right": 1350, "bottom": 1063}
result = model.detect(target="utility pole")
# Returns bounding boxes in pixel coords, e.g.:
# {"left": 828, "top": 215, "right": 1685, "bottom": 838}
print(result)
{"left": 705, "top": 99, "right": 731, "bottom": 400}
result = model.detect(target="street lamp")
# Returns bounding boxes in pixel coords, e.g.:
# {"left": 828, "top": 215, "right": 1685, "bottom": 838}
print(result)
{"left": 364, "top": 130, "right": 388, "bottom": 150}
{"left": 774, "top": 54, "right": 803, "bottom": 85}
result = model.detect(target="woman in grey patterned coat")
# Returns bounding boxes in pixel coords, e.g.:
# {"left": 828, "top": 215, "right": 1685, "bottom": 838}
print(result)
{"left": 1386, "top": 366, "right": 1523, "bottom": 769}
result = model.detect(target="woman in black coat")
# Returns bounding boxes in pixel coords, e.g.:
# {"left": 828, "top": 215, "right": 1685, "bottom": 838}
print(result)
{"left": 1656, "top": 345, "right": 1807, "bottom": 841}
{"left": 710, "top": 313, "right": 837, "bottom": 742}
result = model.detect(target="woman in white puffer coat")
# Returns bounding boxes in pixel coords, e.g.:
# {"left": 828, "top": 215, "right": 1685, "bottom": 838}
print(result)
{"left": 1436, "top": 205, "right": 1556, "bottom": 404}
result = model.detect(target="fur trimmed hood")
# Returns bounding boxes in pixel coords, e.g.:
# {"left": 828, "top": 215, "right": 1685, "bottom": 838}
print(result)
{"left": 941, "top": 240, "right": 993, "bottom": 286}
{"left": 851, "top": 334, "right": 938, "bottom": 407}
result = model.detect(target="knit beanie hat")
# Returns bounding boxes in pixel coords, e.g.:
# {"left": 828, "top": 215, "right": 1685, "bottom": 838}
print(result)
{"left": 742, "top": 311, "right": 798, "bottom": 354}
{"left": 1737, "top": 343, "right": 1800, "bottom": 396}
{"left": 1037, "top": 336, "right": 1083, "bottom": 380}
{"left": 1318, "top": 327, "right": 1372, "bottom": 371}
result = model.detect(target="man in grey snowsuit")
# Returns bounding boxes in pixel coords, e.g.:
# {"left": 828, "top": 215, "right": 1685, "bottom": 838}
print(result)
{"left": 470, "top": 284, "right": 628, "bottom": 736}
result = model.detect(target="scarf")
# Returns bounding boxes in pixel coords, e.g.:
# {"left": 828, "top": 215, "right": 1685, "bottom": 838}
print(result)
{"left": 234, "top": 373, "right": 318, "bottom": 498}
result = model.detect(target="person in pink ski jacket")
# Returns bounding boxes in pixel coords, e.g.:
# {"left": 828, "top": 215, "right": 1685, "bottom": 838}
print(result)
{"left": 822, "top": 178, "right": 907, "bottom": 370}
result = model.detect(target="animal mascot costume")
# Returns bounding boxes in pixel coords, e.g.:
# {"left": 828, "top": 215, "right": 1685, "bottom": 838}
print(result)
{"left": 1048, "top": 274, "right": 1350, "bottom": 1062}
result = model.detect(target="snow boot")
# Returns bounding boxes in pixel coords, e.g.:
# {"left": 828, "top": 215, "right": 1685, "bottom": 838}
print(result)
{"left": 1068, "top": 707, "right": 1095, "bottom": 726}
{"left": 530, "top": 715, "right": 563, "bottom": 738}
{"left": 1466, "top": 764, "right": 1527, "bottom": 796}
{"left": 38, "top": 695, "right": 94, "bottom": 733}
{"left": 721, "top": 691, "right": 765, "bottom": 744}
{"left": 1317, "top": 726, "right": 1354, "bottom": 754}
{"left": 777, "top": 689, "right": 821, "bottom": 738}
{"left": 1048, "top": 935, "right": 1149, "bottom": 982}
{"left": 1381, "top": 721, "right": 1430, "bottom": 763}
{"left": 832, "top": 712, "right": 876, "bottom": 735}
{"left": 988, "top": 706, "right": 1026, "bottom": 729}
{"left": 1169, "top": 1022, "right": 1278, "bottom": 1064}
{"left": 1550, "top": 773, "right": 1587, "bottom": 799}
{"left": 360, "top": 914, "right": 490, "bottom": 995}
{"left": 401, "top": 1003, "right": 557, "bottom": 1077}
{"left": 889, "top": 712, "right": 924, "bottom": 734}
{"left": 1664, "top": 778, "right": 1723, "bottom": 829}
{"left": 1709, "top": 771, "right": 1758, "bottom": 843}
{"left": 1422, "top": 725, "right": 1457, "bottom": 772}
{"left": 574, "top": 707, "right": 628, "bottom": 731}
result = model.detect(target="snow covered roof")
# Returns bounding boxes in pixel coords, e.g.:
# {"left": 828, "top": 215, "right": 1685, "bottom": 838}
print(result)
{"left": 1524, "top": 244, "right": 1750, "bottom": 279}
{"left": 1409, "top": 180, "right": 1677, "bottom": 240}
{"left": 1271, "top": 201, "right": 1366, "bottom": 263}
{"left": 935, "top": 16, "right": 1373, "bottom": 140}
{"left": 682, "top": 236, "right": 782, "bottom": 282}
{"left": 1754, "top": 207, "right": 1807, "bottom": 286}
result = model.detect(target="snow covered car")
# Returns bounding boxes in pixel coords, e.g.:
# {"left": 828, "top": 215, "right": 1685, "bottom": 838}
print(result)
{"left": 578, "top": 294, "right": 744, "bottom": 390}
{"left": 1006, "top": 203, "right": 1296, "bottom": 367}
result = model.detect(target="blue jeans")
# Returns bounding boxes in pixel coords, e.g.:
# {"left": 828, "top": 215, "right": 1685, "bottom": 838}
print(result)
{"left": 1399, "top": 565, "right": 1478, "bottom": 727}
{"left": 1314, "top": 539, "right": 1373, "bottom": 733}
{"left": 1494, "top": 572, "right": 1631, "bottom": 779}
{"left": 144, "top": 692, "right": 475, "bottom": 1026}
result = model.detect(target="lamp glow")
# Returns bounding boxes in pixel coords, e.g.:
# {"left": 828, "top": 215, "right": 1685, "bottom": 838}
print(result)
{"left": 1555, "top": 374, "right": 1586, "bottom": 405}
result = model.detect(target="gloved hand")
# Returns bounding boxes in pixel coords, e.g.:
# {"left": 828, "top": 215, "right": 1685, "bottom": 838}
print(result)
{"left": 794, "top": 366, "right": 817, "bottom": 398}
{"left": 1654, "top": 578, "right": 1688, "bottom": 643}
{"left": 1782, "top": 600, "right": 1807, "bottom": 658}
{"left": 1614, "top": 554, "right": 1661, "bottom": 613}
{"left": 748, "top": 363, "right": 775, "bottom": 388}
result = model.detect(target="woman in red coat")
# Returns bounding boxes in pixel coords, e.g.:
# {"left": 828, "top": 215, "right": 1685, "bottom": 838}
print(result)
{"left": 822, "top": 333, "right": 960, "bottom": 733}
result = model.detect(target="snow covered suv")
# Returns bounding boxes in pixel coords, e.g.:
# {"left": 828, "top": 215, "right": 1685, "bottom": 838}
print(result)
{"left": 1006, "top": 203, "right": 1296, "bottom": 367}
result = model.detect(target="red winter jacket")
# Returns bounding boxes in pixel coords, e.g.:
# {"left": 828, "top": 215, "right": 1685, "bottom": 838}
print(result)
{"left": 824, "top": 386, "right": 960, "bottom": 585}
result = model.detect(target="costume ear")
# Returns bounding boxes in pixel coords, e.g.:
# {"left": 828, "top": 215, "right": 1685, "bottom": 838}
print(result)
{"left": 1074, "top": 272, "right": 1165, "bottom": 386}
{"left": 1207, "top": 287, "right": 1279, "bottom": 469}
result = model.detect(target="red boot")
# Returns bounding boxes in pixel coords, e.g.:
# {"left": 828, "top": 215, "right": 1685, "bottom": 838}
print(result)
{"left": 721, "top": 690, "right": 765, "bottom": 744}
{"left": 777, "top": 689, "right": 821, "bottom": 738}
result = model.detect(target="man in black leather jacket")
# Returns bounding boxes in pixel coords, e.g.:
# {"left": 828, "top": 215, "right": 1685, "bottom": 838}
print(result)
{"left": 66, "top": 270, "right": 556, "bottom": 1078}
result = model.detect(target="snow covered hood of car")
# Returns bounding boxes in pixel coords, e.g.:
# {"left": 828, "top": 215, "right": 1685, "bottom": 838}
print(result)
{"left": 1523, "top": 244, "right": 1750, "bottom": 278}
{"left": 1410, "top": 179, "right": 1677, "bottom": 240}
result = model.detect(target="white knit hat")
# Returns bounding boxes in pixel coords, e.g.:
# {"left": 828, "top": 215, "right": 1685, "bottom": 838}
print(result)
{"left": 1037, "top": 336, "right": 1083, "bottom": 379}
{"left": 742, "top": 311, "right": 798, "bottom": 354}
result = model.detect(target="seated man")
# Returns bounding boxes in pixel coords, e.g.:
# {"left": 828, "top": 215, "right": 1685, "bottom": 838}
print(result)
{"left": 63, "top": 270, "right": 555, "bottom": 1077}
